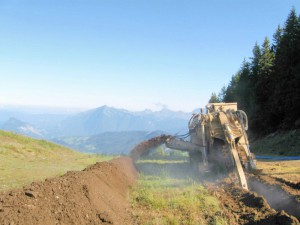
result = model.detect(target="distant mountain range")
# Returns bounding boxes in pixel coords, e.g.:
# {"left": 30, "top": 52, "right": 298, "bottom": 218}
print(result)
{"left": 0, "top": 105, "right": 194, "bottom": 153}
{"left": 52, "top": 130, "right": 164, "bottom": 154}
{"left": 56, "top": 106, "right": 191, "bottom": 136}
{"left": 0, "top": 105, "right": 192, "bottom": 137}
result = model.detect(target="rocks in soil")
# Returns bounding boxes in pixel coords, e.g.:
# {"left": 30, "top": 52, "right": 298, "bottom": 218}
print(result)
{"left": 24, "top": 191, "right": 37, "bottom": 198}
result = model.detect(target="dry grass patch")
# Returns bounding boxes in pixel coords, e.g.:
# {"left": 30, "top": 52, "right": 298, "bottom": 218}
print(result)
{"left": 257, "top": 160, "right": 300, "bottom": 183}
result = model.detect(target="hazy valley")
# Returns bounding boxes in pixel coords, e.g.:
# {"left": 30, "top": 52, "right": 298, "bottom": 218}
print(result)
{"left": 0, "top": 105, "right": 192, "bottom": 154}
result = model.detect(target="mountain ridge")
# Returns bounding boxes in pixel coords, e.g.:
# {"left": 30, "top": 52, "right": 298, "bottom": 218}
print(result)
{"left": 0, "top": 117, "right": 44, "bottom": 139}
{"left": 0, "top": 105, "right": 192, "bottom": 153}
{"left": 1, "top": 105, "right": 192, "bottom": 138}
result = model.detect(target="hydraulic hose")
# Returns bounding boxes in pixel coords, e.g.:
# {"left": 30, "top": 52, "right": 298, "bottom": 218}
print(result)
{"left": 237, "top": 110, "right": 248, "bottom": 130}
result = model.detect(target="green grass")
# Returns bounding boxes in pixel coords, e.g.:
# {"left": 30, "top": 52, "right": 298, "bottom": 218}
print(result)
{"left": 131, "top": 163, "right": 228, "bottom": 225}
{"left": 251, "top": 129, "right": 300, "bottom": 155}
{"left": 136, "top": 159, "right": 188, "bottom": 164}
{"left": 0, "top": 130, "right": 113, "bottom": 192}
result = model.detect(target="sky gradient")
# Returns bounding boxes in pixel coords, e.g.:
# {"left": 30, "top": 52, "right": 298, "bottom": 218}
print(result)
{"left": 1, "top": 0, "right": 299, "bottom": 112}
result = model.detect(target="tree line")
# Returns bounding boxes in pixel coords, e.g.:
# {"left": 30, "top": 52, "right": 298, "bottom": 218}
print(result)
{"left": 210, "top": 8, "right": 300, "bottom": 135}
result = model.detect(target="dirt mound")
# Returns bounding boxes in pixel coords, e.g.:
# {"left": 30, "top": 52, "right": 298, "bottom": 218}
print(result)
{"left": 0, "top": 157, "right": 137, "bottom": 225}
{"left": 130, "top": 135, "right": 172, "bottom": 160}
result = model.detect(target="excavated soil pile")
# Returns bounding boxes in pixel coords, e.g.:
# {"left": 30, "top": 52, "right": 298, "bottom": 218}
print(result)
{"left": 0, "top": 157, "right": 137, "bottom": 225}
{"left": 130, "top": 135, "right": 172, "bottom": 160}
{"left": 207, "top": 180, "right": 300, "bottom": 225}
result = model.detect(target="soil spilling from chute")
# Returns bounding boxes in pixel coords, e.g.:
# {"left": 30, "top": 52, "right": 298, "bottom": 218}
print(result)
{"left": 130, "top": 134, "right": 172, "bottom": 160}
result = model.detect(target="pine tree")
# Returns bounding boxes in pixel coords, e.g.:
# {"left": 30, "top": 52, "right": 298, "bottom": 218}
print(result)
{"left": 208, "top": 93, "right": 220, "bottom": 103}
{"left": 260, "top": 37, "right": 275, "bottom": 77}
{"left": 223, "top": 74, "right": 240, "bottom": 103}
{"left": 247, "top": 43, "right": 262, "bottom": 130}
{"left": 272, "top": 25, "right": 282, "bottom": 53}
{"left": 235, "top": 60, "right": 252, "bottom": 113}
{"left": 271, "top": 8, "right": 300, "bottom": 129}
{"left": 216, "top": 8, "right": 300, "bottom": 133}
{"left": 250, "top": 42, "right": 261, "bottom": 81}
{"left": 218, "top": 86, "right": 227, "bottom": 102}
{"left": 255, "top": 37, "right": 275, "bottom": 131}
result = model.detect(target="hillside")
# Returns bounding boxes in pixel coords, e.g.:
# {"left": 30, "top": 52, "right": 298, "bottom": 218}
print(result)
{"left": 1, "top": 117, "right": 43, "bottom": 139}
{"left": 251, "top": 129, "right": 300, "bottom": 156}
{"left": 0, "top": 130, "right": 111, "bottom": 192}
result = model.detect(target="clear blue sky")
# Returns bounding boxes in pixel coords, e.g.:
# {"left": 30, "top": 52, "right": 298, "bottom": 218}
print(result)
{"left": 0, "top": 0, "right": 299, "bottom": 112}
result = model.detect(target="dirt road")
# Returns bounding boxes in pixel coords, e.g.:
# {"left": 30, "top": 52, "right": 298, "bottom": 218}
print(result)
{"left": 0, "top": 157, "right": 137, "bottom": 225}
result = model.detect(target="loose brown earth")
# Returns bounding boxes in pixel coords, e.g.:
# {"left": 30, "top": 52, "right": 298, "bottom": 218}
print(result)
{"left": 207, "top": 178, "right": 299, "bottom": 225}
{"left": 1, "top": 150, "right": 299, "bottom": 225}
{"left": 205, "top": 160, "right": 300, "bottom": 225}
{"left": 130, "top": 135, "right": 172, "bottom": 160}
{"left": 0, "top": 157, "right": 137, "bottom": 225}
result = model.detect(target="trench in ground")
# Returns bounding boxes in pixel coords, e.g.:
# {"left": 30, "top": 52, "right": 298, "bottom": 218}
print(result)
{"left": 248, "top": 176, "right": 300, "bottom": 221}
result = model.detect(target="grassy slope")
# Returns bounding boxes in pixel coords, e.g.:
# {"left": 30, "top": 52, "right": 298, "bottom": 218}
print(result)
{"left": 251, "top": 129, "right": 300, "bottom": 155}
{"left": 0, "top": 130, "right": 112, "bottom": 192}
